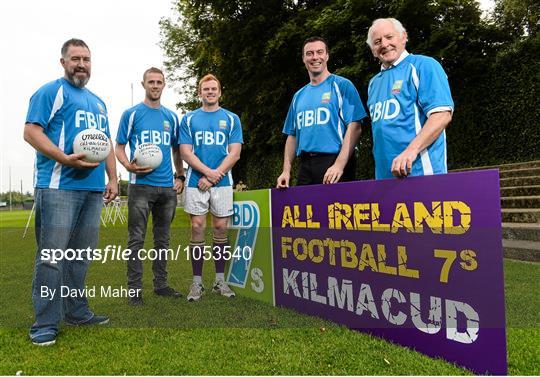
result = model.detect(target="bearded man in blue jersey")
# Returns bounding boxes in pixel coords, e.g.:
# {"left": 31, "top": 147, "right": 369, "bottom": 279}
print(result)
{"left": 277, "top": 36, "right": 368, "bottom": 187}
{"left": 179, "top": 74, "right": 243, "bottom": 301}
{"left": 115, "top": 67, "right": 185, "bottom": 305}
{"left": 366, "top": 18, "right": 454, "bottom": 179}
{"left": 23, "top": 39, "right": 118, "bottom": 346}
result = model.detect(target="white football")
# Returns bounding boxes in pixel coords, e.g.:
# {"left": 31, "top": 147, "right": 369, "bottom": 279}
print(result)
{"left": 72, "top": 128, "right": 111, "bottom": 163}
{"left": 134, "top": 143, "right": 163, "bottom": 170}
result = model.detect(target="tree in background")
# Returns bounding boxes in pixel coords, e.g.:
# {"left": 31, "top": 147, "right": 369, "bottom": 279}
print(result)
{"left": 160, "top": 0, "right": 539, "bottom": 189}
{"left": 0, "top": 191, "right": 34, "bottom": 207}
{"left": 492, "top": 0, "right": 538, "bottom": 38}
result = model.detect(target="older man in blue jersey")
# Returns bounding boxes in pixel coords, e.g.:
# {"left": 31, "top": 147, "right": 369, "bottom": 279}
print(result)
{"left": 23, "top": 39, "right": 118, "bottom": 346}
{"left": 179, "top": 74, "right": 243, "bottom": 301}
{"left": 366, "top": 18, "right": 454, "bottom": 179}
{"left": 115, "top": 67, "right": 185, "bottom": 305}
{"left": 277, "top": 36, "right": 368, "bottom": 187}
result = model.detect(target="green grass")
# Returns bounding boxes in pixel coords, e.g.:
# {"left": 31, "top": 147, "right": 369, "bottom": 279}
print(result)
{"left": 0, "top": 210, "right": 538, "bottom": 375}
{"left": 0, "top": 210, "right": 35, "bottom": 228}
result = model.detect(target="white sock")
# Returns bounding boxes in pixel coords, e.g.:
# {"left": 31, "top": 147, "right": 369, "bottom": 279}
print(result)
{"left": 193, "top": 275, "right": 202, "bottom": 285}
{"left": 215, "top": 272, "right": 224, "bottom": 282}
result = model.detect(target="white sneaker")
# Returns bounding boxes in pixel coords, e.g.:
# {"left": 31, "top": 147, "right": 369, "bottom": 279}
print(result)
{"left": 187, "top": 283, "right": 204, "bottom": 302}
{"left": 212, "top": 279, "right": 236, "bottom": 298}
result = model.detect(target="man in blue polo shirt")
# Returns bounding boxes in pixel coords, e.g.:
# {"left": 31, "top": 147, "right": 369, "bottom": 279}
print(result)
{"left": 277, "top": 36, "right": 368, "bottom": 187}
{"left": 366, "top": 18, "right": 454, "bottom": 179}
{"left": 116, "top": 67, "right": 185, "bottom": 305}
{"left": 179, "top": 74, "right": 243, "bottom": 301}
{"left": 24, "top": 38, "right": 118, "bottom": 346}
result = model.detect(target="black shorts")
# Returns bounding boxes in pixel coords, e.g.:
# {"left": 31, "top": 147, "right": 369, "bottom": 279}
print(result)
{"left": 297, "top": 152, "right": 356, "bottom": 186}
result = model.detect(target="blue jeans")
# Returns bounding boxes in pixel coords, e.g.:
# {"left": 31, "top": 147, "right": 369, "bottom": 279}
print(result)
{"left": 30, "top": 188, "right": 103, "bottom": 340}
{"left": 126, "top": 184, "right": 177, "bottom": 291}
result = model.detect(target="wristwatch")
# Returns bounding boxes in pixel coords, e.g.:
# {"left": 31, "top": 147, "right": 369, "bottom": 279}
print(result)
{"left": 174, "top": 172, "right": 186, "bottom": 182}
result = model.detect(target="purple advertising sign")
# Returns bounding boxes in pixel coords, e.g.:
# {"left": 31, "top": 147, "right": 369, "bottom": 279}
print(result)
{"left": 271, "top": 170, "right": 507, "bottom": 375}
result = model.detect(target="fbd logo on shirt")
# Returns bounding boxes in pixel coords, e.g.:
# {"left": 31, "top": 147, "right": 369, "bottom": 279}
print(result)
{"left": 391, "top": 80, "right": 403, "bottom": 94}
{"left": 141, "top": 129, "right": 171, "bottom": 145}
{"left": 163, "top": 121, "right": 170, "bottom": 131}
{"left": 194, "top": 131, "right": 226, "bottom": 145}
{"left": 75, "top": 110, "right": 107, "bottom": 131}
{"left": 219, "top": 120, "right": 227, "bottom": 130}
{"left": 321, "top": 92, "right": 331, "bottom": 104}
{"left": 369, "top": 99, "right": 400, "bottom": 122}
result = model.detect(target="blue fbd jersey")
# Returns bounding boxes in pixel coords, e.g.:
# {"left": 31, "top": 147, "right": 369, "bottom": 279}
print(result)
{"left": 116, "top": 103, "right": 179, "bottom": 187}
{"left": 282, "top": 74, "right": 367, "bottom": 155}
{"left": 367, "top": 52, "right": 454, "bottom": 180}
{"left": 25, "top": 78, "right": 110, "bottom": 191}
{"left": 179, "top": 108, "right": 243, "bottom": 188}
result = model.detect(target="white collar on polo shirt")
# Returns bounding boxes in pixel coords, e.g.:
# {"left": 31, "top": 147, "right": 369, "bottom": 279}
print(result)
{"left": 381, "top": 50, "right": 409, "bottom": 71}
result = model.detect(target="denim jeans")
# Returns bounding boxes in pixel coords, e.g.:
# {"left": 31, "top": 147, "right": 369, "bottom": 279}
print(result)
{"left": 126, "top": 184, "right": 177, "bottom": 291}
{"left": 30, "top": 188, "right": 103, "bottom": 340}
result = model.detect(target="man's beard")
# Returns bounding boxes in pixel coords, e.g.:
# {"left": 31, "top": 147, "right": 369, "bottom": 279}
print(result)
{"left": 66, "top": 69, "right": 90, "bottom": 88}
